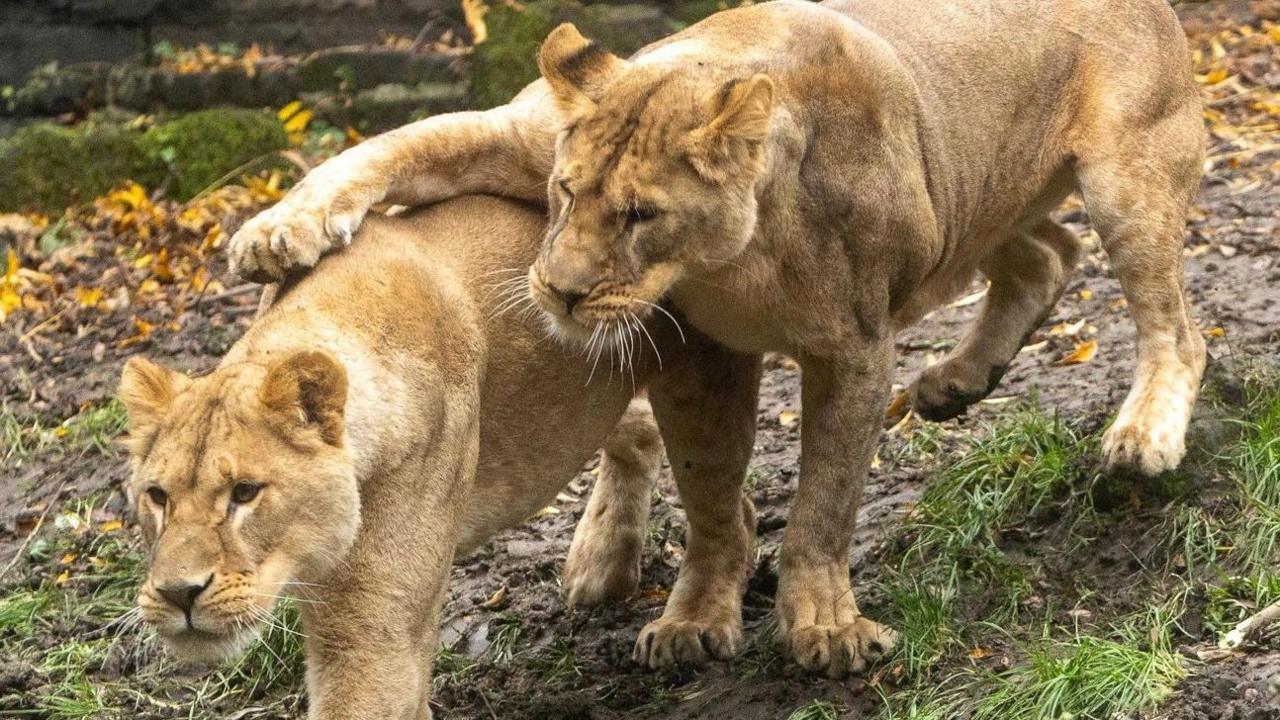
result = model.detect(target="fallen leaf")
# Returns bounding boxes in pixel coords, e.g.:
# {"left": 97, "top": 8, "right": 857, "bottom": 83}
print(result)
{"left": 99, "top": 519, "right": 124, "bottom": 533}
{"left": 74, "top": 286, "right": 104, "bottom": 309}
{"left": 481, "top": 586, "right": 508, "bottom": 610}
{"left": 1078, "top": 289, "right": 1093, "bottom": 301}
{"left": 778, "top": 410, "right": 799, "bottom": 427}
{"left": 59, "top": 552, "right": 77, "bottom": 565}
{"left": 1058, "top": 339, "right": 1098, "bottom": 365}
{"left": 1205, "top": 327, "right": 1226, "bottom": 338}
{"left": 968, "top": 646, "right": 993, "bottom": 660}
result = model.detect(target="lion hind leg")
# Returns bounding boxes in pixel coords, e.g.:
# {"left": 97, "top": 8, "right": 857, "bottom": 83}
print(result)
{"left": 562, "top": 397, "right": 663, "bottom": 608}
{"left": 909, "top": 218, "right": 1081, "bottom": 422}
{"left": 1077, "top": 107, "right": 1206, "bottom": 476}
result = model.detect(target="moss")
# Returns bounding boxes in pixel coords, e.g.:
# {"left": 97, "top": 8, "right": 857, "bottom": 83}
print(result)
{"left": 0, "top": 122, "right": 162, "bottom": 213}
{"left": 142, "top": 108, "right": 287, "bottom": 200}
{"left": 0, "top": 109, "right": 287, "bottom": 212}
{"left": 470, "top": 1, "right": 679, "bottom": 109}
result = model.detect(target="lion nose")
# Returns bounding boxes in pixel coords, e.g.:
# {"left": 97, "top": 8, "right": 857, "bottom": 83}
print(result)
{"left": 548, "top": 284, "right": 587, "bottom": 314}
{"left": 156, "top": 575, "right": 213, "bottom": 613}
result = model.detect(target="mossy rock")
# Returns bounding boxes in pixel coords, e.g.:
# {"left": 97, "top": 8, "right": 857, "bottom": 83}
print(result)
{"left": 0, "top": 122, "right": 162, "bottom": 213}
{"left": 0, "top": 108, "right": 288, "bottom": 212}
{"left": 142, "top": 108, "right": 287, "bottom": 200}
{"left": 471, "top": 1, "right": 679, "bottom": 109}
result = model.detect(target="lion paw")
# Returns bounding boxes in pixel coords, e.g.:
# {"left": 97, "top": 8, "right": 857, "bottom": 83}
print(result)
{"left": 633, "top": 617, "right": 742, "bottom": 670}
{"left": 1102, "top": 411, "right": 1187, "bottom": 476}
{"left": 229, "top": 187, "right": 368, "bottom": 283}
{"left": 785, "top": 617, "right": 896, "bottom": 678}
{"left": 562, "top": 531, "right": 641, "bottom": 608}
{"left": 910, "top": 361, "right": 1005, "bottom": 422}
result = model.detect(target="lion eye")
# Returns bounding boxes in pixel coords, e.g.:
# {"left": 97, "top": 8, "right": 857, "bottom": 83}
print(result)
{"left": 557, "top": 178, "right": 573, "bottom": 196}
{"left": 231, "top": 482, "right": 262, "bottom": 504}
{"left": 627, "top": 204, "right": 660, "bottom": 225}
{"left": 146, "top": 486, "right": 168, "bottom": 506}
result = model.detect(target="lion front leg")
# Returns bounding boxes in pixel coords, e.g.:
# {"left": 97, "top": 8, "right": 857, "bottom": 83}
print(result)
{"left": 777, "top": 340, "right": 897, "bottom": 678}
{"left": 632, "top": 335, "right": 760, "bottom": 670}
{"left": 300, "top": 461, "right": 467, "bottom": 720}
{"left": 229, "top": 81, "right": 562, "bottom": 283}
{"left": 563, "top": 397, "right": 664, "bottom": 608}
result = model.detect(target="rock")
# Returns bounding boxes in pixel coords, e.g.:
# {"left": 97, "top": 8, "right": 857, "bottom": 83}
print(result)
{"left": 0, "top": 121, "right": 161, "bottom": 212}
{"left": 308, "top": 81, "right": 469, "bottom": 132}
{"left": 9, "top": 62, "right": 111, "bottom": 116}
{"left": 296, "top": 47, "right": 462, "bottom": 92}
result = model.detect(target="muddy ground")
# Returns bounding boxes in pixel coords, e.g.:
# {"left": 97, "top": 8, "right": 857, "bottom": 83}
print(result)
{"left": 2, "top": 1, "right": 1280, "bottom": 719}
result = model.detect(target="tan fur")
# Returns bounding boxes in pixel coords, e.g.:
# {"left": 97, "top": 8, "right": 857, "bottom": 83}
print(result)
{"left": 228, "top": 0, "right": 1207, "bottom": 677}
{"left": 121, "top": 197, "right": 688, "bottom": 719}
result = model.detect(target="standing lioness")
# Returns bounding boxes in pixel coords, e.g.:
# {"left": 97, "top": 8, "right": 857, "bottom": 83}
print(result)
{"left": 230, "top": 0, "right": 1206, "bottom": 677}
{"left": 121, "top": 196, "right": 763, "bottom": 719}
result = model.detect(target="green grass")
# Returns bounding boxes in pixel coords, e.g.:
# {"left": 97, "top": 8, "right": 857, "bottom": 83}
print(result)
{"left": 875, "top": 366, "right": 1280, "bottom": 720}
{"left": 789, "top": 700, "right": 846, "bottom": 720}
{"left": 2, "top": 398, "right": 128, "bottom": 463}
{"left": 487, "top": 612, "right": 523, "bottom": 664}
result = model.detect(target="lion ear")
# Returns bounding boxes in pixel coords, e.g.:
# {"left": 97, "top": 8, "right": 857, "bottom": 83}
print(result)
{"left": 686, "top": 74, "right": 775, "bottom": 179}
{"left": 538, "top": 23, "right": 628, "bottom": 117}
{"left": 119, "top": 357, "right": 186, "bottom": 456}
{"left": 260, "top": 350, "right": 347, "bottom": 447}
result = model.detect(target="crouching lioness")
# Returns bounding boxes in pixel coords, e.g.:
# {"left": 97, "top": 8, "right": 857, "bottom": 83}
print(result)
{"left": 119, "top": 196, "right": 749, "bottom": 719}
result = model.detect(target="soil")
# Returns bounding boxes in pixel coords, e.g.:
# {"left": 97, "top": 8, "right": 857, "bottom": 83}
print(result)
{"left": 2, "top": 1, "right": 1279, "bottom": 718}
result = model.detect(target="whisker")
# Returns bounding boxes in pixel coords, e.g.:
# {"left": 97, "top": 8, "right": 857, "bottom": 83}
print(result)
{"left": 585, "top": 322, "right": 605, "bottom": 385}
{"left": 634, "top": 300, "right": 686, "bottom": 344}
{"left": 632, "top": 312, "right": 662, "bottom": 371}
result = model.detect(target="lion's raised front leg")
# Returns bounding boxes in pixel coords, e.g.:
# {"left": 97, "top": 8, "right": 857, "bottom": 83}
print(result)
{"left": 229, "top": 81, "right": 561, "bottom": 283}
{"left": 910, "top": 218, "right": 1082, "bottom": 422}
{"left": 777, "top": 342, "right": 897, "bottom": 678}
{"left": 632, "top": 334, "right": 760, "bottom": 669}
{"left": 563, "top": 397, "right": 664, "bottom": 608}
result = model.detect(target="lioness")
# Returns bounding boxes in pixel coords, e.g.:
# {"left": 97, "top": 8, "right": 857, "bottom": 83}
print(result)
{"left": 229, "top": 0, "right": 1206, "bottom": 677}
{"left": 120, "top": 196, "right": 766, "bottom": 718}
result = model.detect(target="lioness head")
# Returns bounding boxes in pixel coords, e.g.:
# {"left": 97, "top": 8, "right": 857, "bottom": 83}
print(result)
{"left": 118, "top": 351, "right": 356, "bottom": 664}
{"left": 528, "top": 23, "right": 775, "bottom": 343}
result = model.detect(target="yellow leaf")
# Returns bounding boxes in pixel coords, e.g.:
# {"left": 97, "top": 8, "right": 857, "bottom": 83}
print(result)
{"left": 1205, "top": 327, "right": 1226, "bottom": 338}
{"left": 283, "top": 108, "right": 313, "bottom": 135}
{"left": 1058, "top": 339, "right": 1098, "bottom": 366}
{"left": 481, "top": 586, "right": 508, "bottom": 609}
{"left": 55, "top": 570, "right": 70, "bottom": 585}
{"left": 968, "top": 646, "right": 993, "bottom": 660}
{"left": 1196, "top": 68, "right": 1230, "bottom": 85}
{"left": 99, "top": 519, "right": 124, "bottom": 533}
{"left": 4, "top": 247, "right": 17, "bottom": 283}
{"left": 75, "top": 286, "right": 104, "bottom": 308}
{"left": 778, "top": 409, "right": 799, "bottom": 427}
{"left": 133, "top": 253, "right": 154, "bottom": 270}
{"left": 277, "top": 100, "right": 303, "bottom": 122}
{"left": 345, "top": 125, "right": 365, "bottom": 144}
{"left": 1078, "top": 289, "right": 1092, "bottom": 301}
{"left": 462, "top": 0, "right": 490, "bottom": 44}
{"left": 1049, "top": 319, "right": 1087, "bottom": 337}
{"left": 639, "top": 587, "right": 670, "bottom": 602}
{"left": 59, "top": 552, "right": 77, "bottom": 565}
{"left": 54, "top": 426, "right": 69, "bottom": 438}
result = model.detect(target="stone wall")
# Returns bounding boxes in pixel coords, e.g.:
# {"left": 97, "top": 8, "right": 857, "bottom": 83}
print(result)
{"left": 0, "top": 0, "right": 462, "bottom": 86}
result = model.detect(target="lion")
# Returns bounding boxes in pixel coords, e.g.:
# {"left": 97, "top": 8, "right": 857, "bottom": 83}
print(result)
{"left": 120, "top": 196, "right": 774, "bottom": 719}
{"left": 228, "top": 0, "right": 1206, "bottom": 677}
